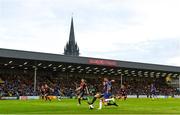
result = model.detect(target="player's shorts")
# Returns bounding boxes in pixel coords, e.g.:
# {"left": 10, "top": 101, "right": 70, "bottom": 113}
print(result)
{"left": 45, "top": 92, "right": 50, "bottom": 96}
{"left": 103, "top": 92, "right": 112, "bottom": 99}
{"left": 151, "top": 91, "right": 156, "bottom": 95}
{"left": 122, "top": 93, "right": 127, "bottom": 96}
{"left": 78, "top": 91, "right": 85, "bottom": 98}
{"left": 41, "top": 91, "right": 45, "bottom": 96}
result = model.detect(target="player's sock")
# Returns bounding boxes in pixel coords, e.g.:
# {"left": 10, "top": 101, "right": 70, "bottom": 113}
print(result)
{"left": 105, "top": 97, "right": 116, "bottom": 103}
{"left": 105, "top": 98, "right": 114, "bottom": 102}
{"left": 45, "top": 96, "right": 47, "bottom": 101}
{"left": 58, "top": 98, "right": 61, "bottom": 101}
{"left": 78, "top": 98, "right": 81, "bottom": 104}
{"left": 48, "top": 97, "right": 51, "bottom": 101}
{"left": 90, "top": 97, "right": 97, "bottom": 104}
{"left": 98, "top": 99, "right": 102, "bottom": 109}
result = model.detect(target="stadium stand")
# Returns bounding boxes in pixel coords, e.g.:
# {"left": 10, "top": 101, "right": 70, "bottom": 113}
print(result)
{"left": 0, "top": 73, "right": 178, "bottom": 97}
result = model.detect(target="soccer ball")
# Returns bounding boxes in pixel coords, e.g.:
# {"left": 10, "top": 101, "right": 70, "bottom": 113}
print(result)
{"left": 89, "top": 104, "right": 94, "bottom": 109}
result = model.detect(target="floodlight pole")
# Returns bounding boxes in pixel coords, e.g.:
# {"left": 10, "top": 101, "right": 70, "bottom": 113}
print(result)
{"left": 34, "top": 66, "right": 37, "bottom": 94}
{"left": 179, "top": 76, "right": 180, "bottom": 90}
{"left": 120, "top": 74, "right": 123, "bottom": 88}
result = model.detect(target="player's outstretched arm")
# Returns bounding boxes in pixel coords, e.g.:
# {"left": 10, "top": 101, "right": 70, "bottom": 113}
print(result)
{"left": 75, "top": 87, "right": 81, "bottom": 91}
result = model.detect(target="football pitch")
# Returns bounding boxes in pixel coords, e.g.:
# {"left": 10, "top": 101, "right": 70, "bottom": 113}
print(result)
{"left": 0, "top": 98, "right": 180, "bottom": 114}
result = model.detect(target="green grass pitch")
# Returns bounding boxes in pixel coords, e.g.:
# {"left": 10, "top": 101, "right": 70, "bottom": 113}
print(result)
{"left": 0, "top": 98, "right": 180, "bottom": 114}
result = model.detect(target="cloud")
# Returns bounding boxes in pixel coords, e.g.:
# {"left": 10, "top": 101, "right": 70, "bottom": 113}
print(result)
{"left": 81, "top": 38, "right": 180, "bottom": 66}
{"left": 167, "top": 56, "right": 180, "bottom": 66}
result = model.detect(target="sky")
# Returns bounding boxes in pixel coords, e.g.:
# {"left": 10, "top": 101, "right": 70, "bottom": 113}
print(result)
{"left": 0, "top": 0, "right": 180, "bottom": 66}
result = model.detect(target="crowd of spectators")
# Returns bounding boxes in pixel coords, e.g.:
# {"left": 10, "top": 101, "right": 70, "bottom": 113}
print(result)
{"left": 0, "top": 75, "right": 34, "bottom": 96}
{"left": 0, "top": 73, "right": 179, "bottom": 97}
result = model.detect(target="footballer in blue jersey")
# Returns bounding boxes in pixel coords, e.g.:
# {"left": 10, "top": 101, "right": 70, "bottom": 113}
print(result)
{"left": 150, "top": 83, "right": 157, "bottom": 99}
{"left": 102, "top": 78, "right": 113, "bottom": 99}
{"left": 88, "top": 77, "right": 118, "bottom": 109}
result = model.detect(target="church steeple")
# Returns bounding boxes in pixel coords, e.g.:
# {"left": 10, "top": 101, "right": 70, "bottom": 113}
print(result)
{"left": 64, "top": 17, "right": 80, "bottom": 56}
{"left": 69, "top": 17, "right": 75, "bottom": 44}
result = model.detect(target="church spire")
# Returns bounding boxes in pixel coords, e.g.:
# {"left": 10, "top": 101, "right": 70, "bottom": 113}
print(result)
{"left": 64, "top": 17, "right": 80, "bottom": 56}
{"left": 69, "top": 17, "right": 75, "bottom": 44}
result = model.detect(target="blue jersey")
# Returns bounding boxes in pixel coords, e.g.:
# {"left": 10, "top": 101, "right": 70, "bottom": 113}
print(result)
{"left": 103, "top": 81, "right": 112, "bottom": 99}
{"left": 150, "top": 84, "right": 156, "bottom": 93}
{"left": 103, "top": 81, "right": 112, "bottom": 93}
